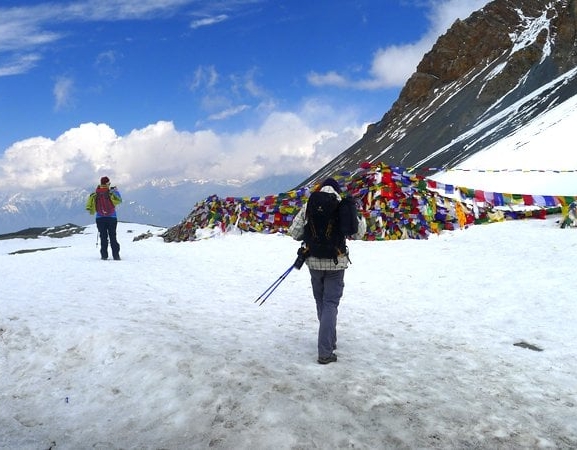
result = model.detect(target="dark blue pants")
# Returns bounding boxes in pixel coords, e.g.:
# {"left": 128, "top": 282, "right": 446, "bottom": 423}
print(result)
{"left": 96, "top": 217, "right": 120, "bottom": 259}
{"left": 310, "top": 269, "right": 345, "bottom": 358}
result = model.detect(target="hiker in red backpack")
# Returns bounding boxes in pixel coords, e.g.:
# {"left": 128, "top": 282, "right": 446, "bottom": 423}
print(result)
{"left": 86, "top": 176, "right": 122, "bottom": 260}
{"left": 288, "top": 177, "right": 366, "bottom": 364}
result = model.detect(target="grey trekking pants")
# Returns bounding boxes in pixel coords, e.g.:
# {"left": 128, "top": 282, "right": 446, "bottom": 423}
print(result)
{"left": 309, "top": 269, "right": 345, "bottom": 358}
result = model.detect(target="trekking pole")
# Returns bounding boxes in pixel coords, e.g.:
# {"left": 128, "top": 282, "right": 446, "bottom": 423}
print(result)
{"left": 254, "top": 264, "right": 294, "bottom": 306}
{"left": 96, "top": 231, "right": 99, "bottom": 247}
{"left": 254, "top": 245, "right": 308, "bottom": 306}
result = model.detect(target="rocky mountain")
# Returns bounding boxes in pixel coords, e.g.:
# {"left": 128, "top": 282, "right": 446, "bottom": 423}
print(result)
{"left": 302, "top": 0, "right": 577, "bottom": 185}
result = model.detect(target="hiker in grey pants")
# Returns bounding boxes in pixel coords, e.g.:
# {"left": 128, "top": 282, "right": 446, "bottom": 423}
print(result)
{"left": 310, "top": 269, "right": 345, "bottom": 359}
{"left": 288, "top": 178, "right": 366, "bottom": 364}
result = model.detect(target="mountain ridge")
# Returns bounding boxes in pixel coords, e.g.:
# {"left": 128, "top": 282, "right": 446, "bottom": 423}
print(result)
{"left": 301, "top": 0, "right": 577, "bottom": 185}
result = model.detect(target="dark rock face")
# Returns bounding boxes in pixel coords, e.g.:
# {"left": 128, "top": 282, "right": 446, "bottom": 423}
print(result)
{"left": 302, "top": 0, "right": 577, "bottom": 185}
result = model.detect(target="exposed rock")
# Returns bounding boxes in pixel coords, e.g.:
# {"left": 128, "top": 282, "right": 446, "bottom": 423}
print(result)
{"left": 514, "top": 341, "right": 544, "bottom": 352}
{"left": 9, "top": 247, "right": 68, "bottom": 255}
{"left": 133, "top": 231, "right": 154, "bottom": 241}
{"left": 0, "top": 223, "right": 85, "bottom": 240}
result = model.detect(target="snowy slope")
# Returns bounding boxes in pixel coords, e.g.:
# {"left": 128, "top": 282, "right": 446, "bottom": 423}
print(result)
{"left": 430, "top": 74, "right": 577, "bottom": 196}
{"left": 1, "top": 218, "right": 576, "bottom": 449}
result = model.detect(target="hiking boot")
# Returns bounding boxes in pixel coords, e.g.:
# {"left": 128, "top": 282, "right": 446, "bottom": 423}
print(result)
{"left": 101, "top": 256, "right": 108, "bottom": 260}
{"left": 317, "top": 353, "right": 337, "bottom": 365}
{"left": 113, "top": 255, "right": 121, "bottom": 260}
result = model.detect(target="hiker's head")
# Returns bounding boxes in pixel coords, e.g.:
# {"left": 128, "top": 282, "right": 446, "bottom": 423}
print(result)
{"left": 320, "top": 177, "right": 341, "bottom": 194}
{"left": 100, "top": 176, "right": 110, "bottom": 186}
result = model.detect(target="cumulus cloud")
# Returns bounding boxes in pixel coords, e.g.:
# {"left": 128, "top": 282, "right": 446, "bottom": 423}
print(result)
{"left": 0, "top": 123, "right": 118, "bottom": 190}
{"left": 0, "top": 105, "right": 366, "bottom": 192}
{"left": 307, "top": 0, "right": 490, "bottom": 90}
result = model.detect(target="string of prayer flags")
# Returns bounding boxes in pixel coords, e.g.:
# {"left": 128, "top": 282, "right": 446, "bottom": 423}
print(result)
{"left": 161, "top": 163, "right": 564, "bottom": 243}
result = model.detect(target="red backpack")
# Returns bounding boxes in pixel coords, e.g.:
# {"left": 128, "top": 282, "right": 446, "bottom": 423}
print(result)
{"left": 95, "top": 186, "right": 116, "bottom": 216}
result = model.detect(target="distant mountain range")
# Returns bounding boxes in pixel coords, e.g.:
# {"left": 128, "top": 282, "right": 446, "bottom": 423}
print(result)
{"left": 1, "top": 0, "right": 576, "bottom": 234}
{"left": 0, "top": 174, "right": 304, "bottom": 234}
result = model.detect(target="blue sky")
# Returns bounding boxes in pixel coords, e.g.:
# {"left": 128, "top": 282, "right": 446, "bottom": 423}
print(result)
{"left": 0, "top": 0, "right": 488, "bottom": 192}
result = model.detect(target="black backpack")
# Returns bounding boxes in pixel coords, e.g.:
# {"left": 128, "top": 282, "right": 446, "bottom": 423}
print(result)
{"left": 304, "top": 191, "right": 354, "bottom": 262}
{"left": 338, "top": 196, "right": 359, "bottom": 236}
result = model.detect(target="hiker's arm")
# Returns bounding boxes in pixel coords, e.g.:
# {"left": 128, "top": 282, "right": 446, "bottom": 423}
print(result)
{"left": 288, "top": 206, "right": 307, "bottom": 241}
{"left": 110, "top": 187, "right": 122, "bottom": 204}
{"left": 351, "top": 215, "right": 367, "bottom": 240}
{"left": 85, "top": 193, "right": 96, "bottom": 215}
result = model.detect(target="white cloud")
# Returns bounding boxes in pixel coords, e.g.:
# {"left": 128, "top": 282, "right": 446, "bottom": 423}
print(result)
{"left": 189, "top": 65, "right": 220, "bottom": 92}
{"left": 426, "top": 0, "right": 488, "bottom": 35}
{"left": 190, "top": 14, "right": 229, "bottom": 29}
{"left": 0, "top": 6, "right": 62, "bottom": 54}
{"left": 0, "top": 53, "right": 42, "bottom": 76}
{"left": 308, "top": 0, "right": 490, "bottom": 90}
{"left": 207, "top": 105, "right": 250, "bottom": 121}
{"left": 0, "top": 105, "right": 366, "bottom": 191}
{"left": 0, "top": 123, "right": 119, "bottom": 190}
{"left": 95, "top": 50, "right": 118, "bottom": 66}
{"left": 53, "top": 76, "right": 75, "bottom": 111}
{"left": 231, "top": 67, "right": 268, "bottom": 99}
{"left": 308, "top": 71, "right": 348, "bottom": 88}
{"left": 0, "top": 1, "right": 262, "bottom": 76}
{"left": 94, "top": 50, "right": 123, "bottom": 78}
{"left": 190, "top": 65, "right": 272, "bottom": 126}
